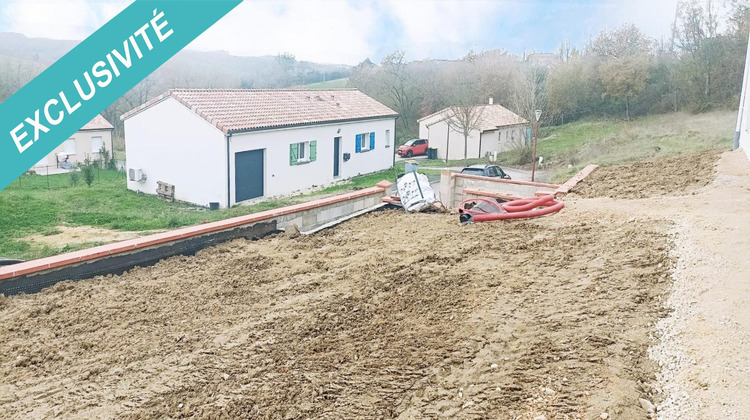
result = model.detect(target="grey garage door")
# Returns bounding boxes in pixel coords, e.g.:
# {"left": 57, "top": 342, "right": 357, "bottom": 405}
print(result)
{"left": 235, "top": 149, "right": 264, "bottom": 202}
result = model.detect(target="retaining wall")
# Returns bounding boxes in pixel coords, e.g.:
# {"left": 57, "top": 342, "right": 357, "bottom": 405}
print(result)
{"left": 0, "top": 181, "right": 393, "bottom": 296}
{"left": 438, "top": 165, "right": 599, "bottom": 208}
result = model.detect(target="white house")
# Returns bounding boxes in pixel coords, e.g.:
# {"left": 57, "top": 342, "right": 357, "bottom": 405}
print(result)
{"left": 418, "top": 100, "right": 529, "bottom": 160}
{"left": 121, "top": 89, "right": 398, "bottom": 208}
{"left": 735, "top": 30, "right": 750, "bottom": 161}
{"left": 34, "top": 114, "right": 114, "bottom": 169}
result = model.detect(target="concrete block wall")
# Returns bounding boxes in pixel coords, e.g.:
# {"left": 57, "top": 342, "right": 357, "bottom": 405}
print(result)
{"left": 440, "top": 169, "right": 559, "bottom": 208}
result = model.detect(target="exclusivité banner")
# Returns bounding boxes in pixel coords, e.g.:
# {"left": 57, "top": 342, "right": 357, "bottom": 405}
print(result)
{"left": 0, "top": 0, "right": 242, "bottom": 191}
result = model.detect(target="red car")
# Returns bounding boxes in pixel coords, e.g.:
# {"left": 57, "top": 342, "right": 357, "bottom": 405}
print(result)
{"left": 397, "top": 139, "right": 429, "bottom": 157}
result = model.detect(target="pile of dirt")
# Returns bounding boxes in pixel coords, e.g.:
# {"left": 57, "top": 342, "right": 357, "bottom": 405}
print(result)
{"left": 0, "top": 207, "right": 672, "bottom": 419}
{"left": 571, "top": 149, "right": 723, "bottom": 199}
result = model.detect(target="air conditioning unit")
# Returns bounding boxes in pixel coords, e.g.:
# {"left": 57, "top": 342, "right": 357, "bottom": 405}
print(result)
{"left": 128, "top": 168, "right": 147, "bottom": 182}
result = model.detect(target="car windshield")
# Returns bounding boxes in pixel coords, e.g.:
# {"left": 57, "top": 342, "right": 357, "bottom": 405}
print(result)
{"left": 404, "top": 140, "right": 416, "bottom": 146}
{"left": 461, "top": 168, "right": 484, "bottom": 175}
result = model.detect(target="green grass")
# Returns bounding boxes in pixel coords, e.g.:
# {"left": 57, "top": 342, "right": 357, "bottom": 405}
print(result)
{"left": 302, "top": 78, "right": 349, "bottom": 89}
{"left": 0, "top": 167, "right": 397, "bottom": 261}
{"left": 504, "top": 110, "right": 736, "bottom": 182}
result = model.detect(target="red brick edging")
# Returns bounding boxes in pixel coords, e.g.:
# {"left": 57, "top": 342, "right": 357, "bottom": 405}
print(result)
{"left": 0, "top": 181, "right": 393, "bottom": 282}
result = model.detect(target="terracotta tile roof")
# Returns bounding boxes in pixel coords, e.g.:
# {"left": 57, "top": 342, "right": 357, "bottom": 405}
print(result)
{"left": 121, "top": 89, "right": 398, "bottom": 134}
{"left": 418, "top": 104, "right": 528, "bottom": 132}
{"left": 80, "top": 114, "right": 114, "bottom": 131}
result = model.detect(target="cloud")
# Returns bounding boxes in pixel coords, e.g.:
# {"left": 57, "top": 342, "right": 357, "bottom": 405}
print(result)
{"left": 382, "top": 0, "right": 511, "bottom": 60}
{"left": 187, "top": 1, "right": 380, "bottom": 65}
{"left": 0, "top": 0, "right": 704, "bottom": 64}
{"left": 0, "top": 0, "right": 128, "bottom": 40}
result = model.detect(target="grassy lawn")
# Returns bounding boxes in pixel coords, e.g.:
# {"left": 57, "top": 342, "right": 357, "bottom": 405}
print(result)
{"left": 0, "top": 167, "right": 399, "bottom": 261}
{"left": 503, "top": 110, "right": 735, "bottom": 182}
{"left": 302, "top": 78, "right": 349, "bottom": 89}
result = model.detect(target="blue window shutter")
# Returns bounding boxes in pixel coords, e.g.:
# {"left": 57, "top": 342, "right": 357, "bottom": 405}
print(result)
{"left": 355, "top": 134, "right": 362, "bottom": 153}
{"left": 370, "top": 132, "right": 375, "bottom": 150}
{"left": 310, "top": 141, "right": 317, "bottom": 161}
{"left": 289, "top": 143, "right": 298, "bottom": 166}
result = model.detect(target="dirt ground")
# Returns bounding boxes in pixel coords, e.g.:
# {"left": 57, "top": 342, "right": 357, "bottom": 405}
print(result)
{"left": 0, "top": 203, "right": 672, "bottom": 419}
{"left": 571, "top": 149, "right": 722, "bottom": 199}
{"left": 1, "top": 149, "right": 748, "bottom": 419}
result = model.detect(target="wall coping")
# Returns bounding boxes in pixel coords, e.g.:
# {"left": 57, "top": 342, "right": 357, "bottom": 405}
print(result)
{"left": 0, "top": 183, "right": 389, "bottom": 282}
{"left": 451, "top": 172, "right": 560, "bottom": 189}
{"left": 556, "top": 164, "right": 599, "bottom": 194}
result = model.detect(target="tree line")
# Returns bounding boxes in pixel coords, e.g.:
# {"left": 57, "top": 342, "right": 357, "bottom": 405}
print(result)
{"left": 348, "top": 0, "right": 750, "bottom": 142}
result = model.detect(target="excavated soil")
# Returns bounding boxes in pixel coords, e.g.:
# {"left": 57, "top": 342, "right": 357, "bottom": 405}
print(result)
{"left": 0, "top": 207, "right": 672, "bottom": 419}
{"left": 571, "top": 149, "right": 723, "bottom": 199}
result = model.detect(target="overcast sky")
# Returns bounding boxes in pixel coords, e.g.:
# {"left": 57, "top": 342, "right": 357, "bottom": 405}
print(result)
{"left": 0, "top": 0, "right": 682, "bottom": 65}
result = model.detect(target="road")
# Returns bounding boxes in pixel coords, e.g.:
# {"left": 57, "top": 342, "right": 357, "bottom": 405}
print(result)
{"left": 395, "top": 154, "right": 550, "bottom": 183}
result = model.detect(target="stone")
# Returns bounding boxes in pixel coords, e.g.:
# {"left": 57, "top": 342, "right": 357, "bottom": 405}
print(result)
{"left": 600, "top": 413, "right": 609, "bottom": 419}
{"left": 285, "top": 224, "right": 301, "bottom": 239}
{"left": 639, "top": 398, "right": 655, "bottom": 413}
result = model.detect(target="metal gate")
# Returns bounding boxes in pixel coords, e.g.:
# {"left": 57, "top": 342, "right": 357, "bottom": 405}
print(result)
{"left": 235, "top": 149, "right": 264, "bottom": 202}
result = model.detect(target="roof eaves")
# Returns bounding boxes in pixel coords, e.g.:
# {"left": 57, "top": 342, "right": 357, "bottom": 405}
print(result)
{"left": 120, "top": 90, "right": 174, "bottom": 121}
{"left": 226, "top": 113, "right": 399, "bottom": 135}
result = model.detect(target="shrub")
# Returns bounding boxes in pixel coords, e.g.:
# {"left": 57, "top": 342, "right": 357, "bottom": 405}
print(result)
{"left": 516, "top": 145, "right": 533, "bottom": 166}
{"left": 69, "top": 170, "right": 80, "bottom": 186}
{"left": 81, "top": 158, "right": 96, "bottom": 187}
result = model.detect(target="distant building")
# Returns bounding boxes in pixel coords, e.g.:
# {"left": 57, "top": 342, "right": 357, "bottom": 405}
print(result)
{"left": 33, "top": 114, "right": 114, "bottom": 169}
{"left": 122, "top": 89, "right": 398, "bottom": 208}
{"left": 418, "top": 99, "right": 529, "bottom": 160}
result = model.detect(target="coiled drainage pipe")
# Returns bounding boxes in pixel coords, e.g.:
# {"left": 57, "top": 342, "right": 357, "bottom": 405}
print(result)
{"left": 459, "top": 195, "right": 564, "bottom": 223}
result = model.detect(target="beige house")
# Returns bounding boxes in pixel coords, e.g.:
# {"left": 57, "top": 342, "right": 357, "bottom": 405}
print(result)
{"left": 34, "top": 114, "right": 114, "bottom": 169}
{"left": 418, "top": 100, "right": 529, "bottom": 160}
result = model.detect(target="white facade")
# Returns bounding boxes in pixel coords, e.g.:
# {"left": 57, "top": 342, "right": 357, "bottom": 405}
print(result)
{"left": 125, "top": 97, "right": 396, "bottom": 208}
{"left": 35, "top": 129, "right": 113, "bottom": 168}
{"left": 737, "top": 30, "right": 750, "bottom": 161}
{"left": 419, "top": 114, "right": 528, "bottom": 160}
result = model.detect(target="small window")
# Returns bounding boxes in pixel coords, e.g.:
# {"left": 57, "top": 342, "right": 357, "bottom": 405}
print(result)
{"left": 359, "top": 132, "right": 371, "bottom": 151}
{"left": 385, "top": 130, "right": 391, "bottom": 148}
{"left": 63, "top": 138, "right": 76, "bottom": 154}
{"left": 289, "top": 141, "right": 317, "bottom": 165}
{"left": 91, "top": 136, "right": 103, "bottom": 154}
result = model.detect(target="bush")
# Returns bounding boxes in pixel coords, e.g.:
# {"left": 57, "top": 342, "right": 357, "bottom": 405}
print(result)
{"left": 81, "top": 158, "right": 96, "bottom": 187}
{"left": 69, "top": 170, "right": 80, "bottom": 186}
{"left": 516, "top": 145, "right": 533, "bottom": 165}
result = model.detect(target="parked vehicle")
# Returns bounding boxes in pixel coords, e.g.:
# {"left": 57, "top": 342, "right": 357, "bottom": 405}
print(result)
{"left": 460, "top": 164, "right": 511, "bottom": 179}
{"left": 397, "top": 139, "right": 429, "bottom": 157}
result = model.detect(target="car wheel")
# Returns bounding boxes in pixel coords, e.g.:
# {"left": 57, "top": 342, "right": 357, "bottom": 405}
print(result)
{"left": 406, "top": 150, "right": 413, "bottom": 158}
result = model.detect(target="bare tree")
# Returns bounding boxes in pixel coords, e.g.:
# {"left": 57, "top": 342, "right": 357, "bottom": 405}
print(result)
{"left": 445, "top": 104, "right": 485, "bottom": 161}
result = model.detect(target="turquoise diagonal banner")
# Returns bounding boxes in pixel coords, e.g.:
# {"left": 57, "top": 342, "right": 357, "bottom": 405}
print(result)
{"left": 0, "top": 0, "right": 242, "bottom": 191}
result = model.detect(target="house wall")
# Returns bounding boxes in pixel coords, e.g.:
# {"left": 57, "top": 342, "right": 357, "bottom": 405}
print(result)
{"left": 420, "top": 118, "right": 481, "bottom": 160}
{"left": 229, "top": 117, "right": 395, "bottom": 205}
{"left": 124, "top": 97, "right": 227, "bottom": 207}
{"left": 35, "top": 129, "right": 113, "bottom": 167}
{"left": 741, "top": 97, "right": 750, "bottom": 160}
{"left": 497, "top": 124, "right": 529, "bottom": 153}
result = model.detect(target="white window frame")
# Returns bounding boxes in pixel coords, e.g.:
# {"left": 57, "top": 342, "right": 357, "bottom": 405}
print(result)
{"left": 296, "top": 141, "right": 310, "bottom": 163}
{"left": 63, "top": 138, "right": 76, "bottom": 154}
{"left": 91, "top": 136, "right": 103, "bottom": 154}
{"left": 359, "top": 132, "right": 371, "bottom": 151}
{"left": 385, "top": 130, "right": 391, "bottom": 148}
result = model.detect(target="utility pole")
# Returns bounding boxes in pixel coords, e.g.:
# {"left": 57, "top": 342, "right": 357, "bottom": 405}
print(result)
{"left": 532, "top": 110, "right": 542, "bottom": 182}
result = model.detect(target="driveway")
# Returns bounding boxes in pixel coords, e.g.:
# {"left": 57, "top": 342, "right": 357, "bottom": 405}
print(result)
{"left": 447, "top": 166, "right": 550, "bottom": 183}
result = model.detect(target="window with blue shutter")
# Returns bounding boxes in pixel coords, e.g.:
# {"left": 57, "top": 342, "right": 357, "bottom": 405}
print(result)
{"left": 355, "top": 134, "right": 362, "bottom": 153}
{"left": 369, "top": 132, "right": 375, "bottom": 150}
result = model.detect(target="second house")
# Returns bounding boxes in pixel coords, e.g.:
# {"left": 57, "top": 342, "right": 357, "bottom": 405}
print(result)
{"left": 122, "top": 89, "right": 398, "bottom": 208}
